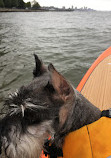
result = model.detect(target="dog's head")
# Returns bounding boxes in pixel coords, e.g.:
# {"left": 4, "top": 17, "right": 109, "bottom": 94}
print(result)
{"left": 0, "top": 55, "right": 75, "bottom": 158}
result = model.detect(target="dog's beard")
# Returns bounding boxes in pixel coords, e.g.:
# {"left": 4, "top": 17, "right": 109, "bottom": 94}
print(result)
{"left": 1, "top": 120, "right": 54, "bottom": 158}
{"left": 1, "top": 93, "right": 57, "bottom": 158}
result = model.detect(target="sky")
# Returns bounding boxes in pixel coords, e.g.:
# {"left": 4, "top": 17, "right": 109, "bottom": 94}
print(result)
{"left": 24, "top": 0, "right": 111, "bottom": 11}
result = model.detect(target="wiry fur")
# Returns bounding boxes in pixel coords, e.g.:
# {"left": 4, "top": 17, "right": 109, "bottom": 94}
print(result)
{"left": 1, "top": 121, "right": 53, "bottom": 158}
{"left": 0, "top": 55, "right": 101, "bottom": 158}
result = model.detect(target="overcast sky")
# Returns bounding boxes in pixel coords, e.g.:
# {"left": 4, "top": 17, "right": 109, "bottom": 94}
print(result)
{"left": 24, "top": 0, "right": 111, "bottom": 11}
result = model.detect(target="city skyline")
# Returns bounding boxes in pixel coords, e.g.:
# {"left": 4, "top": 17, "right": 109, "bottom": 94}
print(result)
{"left": 24, "top": 0, "right": 111, "bottom": 11}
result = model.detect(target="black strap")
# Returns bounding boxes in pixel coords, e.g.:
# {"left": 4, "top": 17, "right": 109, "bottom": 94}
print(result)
{"left": 101, "top": 109, "right": 111, "bottom": 118}
{"left": 44, "top": 139, "right": 63, "bottom": 158}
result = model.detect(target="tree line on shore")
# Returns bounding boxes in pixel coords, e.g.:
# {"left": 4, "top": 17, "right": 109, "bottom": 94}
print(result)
{"left": 0, "top": 0, "right": 41, "bottom": 9}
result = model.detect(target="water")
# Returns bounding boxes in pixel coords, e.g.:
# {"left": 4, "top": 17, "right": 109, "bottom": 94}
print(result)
{"left": 0, "top": 11, "right": 111, "bottom": 107}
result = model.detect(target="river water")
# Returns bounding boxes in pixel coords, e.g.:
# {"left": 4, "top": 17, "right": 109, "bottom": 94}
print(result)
{"left": 0, "top": 11, "right": 111, "bottom": 107}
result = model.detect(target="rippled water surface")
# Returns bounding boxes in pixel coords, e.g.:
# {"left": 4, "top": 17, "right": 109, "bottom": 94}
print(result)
{"left": 0, "top": 11, "right": 111, "bottom": 107}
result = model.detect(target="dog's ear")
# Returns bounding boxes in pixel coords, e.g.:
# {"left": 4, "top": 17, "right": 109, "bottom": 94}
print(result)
{"left": 48, "top": 63, "right": 73, "bottom": 102}
{"left": 48, "top": 63, "right": 75, "bottom": 127}
{"left": 33, "top": 54, "right": 47, "bottom": 77}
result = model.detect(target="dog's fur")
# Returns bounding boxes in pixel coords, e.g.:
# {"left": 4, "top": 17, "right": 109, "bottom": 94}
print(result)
{"left": 0, "top": 55, "right": 101, "bottom": 158}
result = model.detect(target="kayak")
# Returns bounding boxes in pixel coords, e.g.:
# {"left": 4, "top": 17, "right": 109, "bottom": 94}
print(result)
{"left": 42, "top": 47, "right": 111, "bottom": 158}
{"left": 77, "top": 46, "right": 111, "bottom": 110}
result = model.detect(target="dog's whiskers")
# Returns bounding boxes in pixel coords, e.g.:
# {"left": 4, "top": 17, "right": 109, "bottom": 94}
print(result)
{"left": 9, "top": 104, "right": 18, "bottom": 108}
{"left": 8, "top": 90, "right": 19, "bottom": 99}
{"left": 6, "top": 102, "right": 49, "bottom": 117}
{"left": 21, "top": 105, "right": 25, "bottom": 117}
{"left": 9, "top": 108, "right": 20, "bottom": 116}
{"left": 25, "top": 98, "right": 32, "bottom": 102}
{"left": 25, "top": 102, "right": 48, "bottom": 110}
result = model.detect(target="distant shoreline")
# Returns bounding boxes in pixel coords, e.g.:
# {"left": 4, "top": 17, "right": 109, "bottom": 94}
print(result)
{"left": 0, "top": 8, "right": 96, "bottom": 12}
{"left": 0, "top": 8, "right": 75, "bottom": 12}
{"left": 0, "top": 8, "right": 45, "bottom": 12}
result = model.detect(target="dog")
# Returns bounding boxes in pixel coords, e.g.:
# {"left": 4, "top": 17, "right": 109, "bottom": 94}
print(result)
{"left": 0, "top": 54, "right": 101, "bottom": 158}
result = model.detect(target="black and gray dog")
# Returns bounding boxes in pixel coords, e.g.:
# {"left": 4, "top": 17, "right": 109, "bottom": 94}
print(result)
{"left": 0, "top": 55, "right": 101, "bottom": 158}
